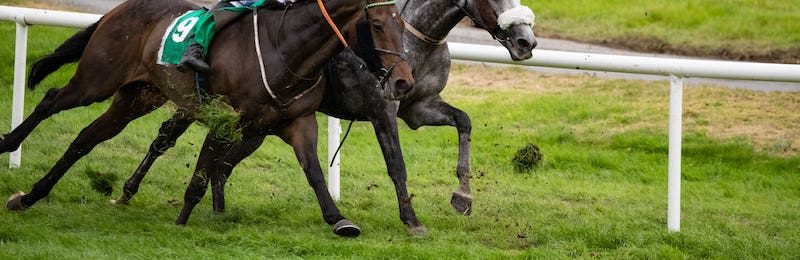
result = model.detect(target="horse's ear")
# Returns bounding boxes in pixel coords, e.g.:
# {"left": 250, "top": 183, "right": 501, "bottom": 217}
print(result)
{"left": 475, "top": 0, "right": 499, "bottom": 33}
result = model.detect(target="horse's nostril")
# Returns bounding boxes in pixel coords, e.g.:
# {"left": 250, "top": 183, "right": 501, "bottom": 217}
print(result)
{"left": 394, "top": 79, "right": 413, "bottom": 94}
{"left": 516, "top": 38, "right": 533, "bottom": 50}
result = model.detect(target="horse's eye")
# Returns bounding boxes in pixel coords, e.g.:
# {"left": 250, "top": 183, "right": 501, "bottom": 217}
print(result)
{"left": 371, "top": 21, "right": 385, "bottom": 32}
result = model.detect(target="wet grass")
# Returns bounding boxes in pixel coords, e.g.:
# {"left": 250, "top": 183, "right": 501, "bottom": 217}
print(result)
{"left": 524, "top": 0, "right": 800, "bottom": 63}
{"left": 1, "top": 23, "right": 799, "bottom": 258}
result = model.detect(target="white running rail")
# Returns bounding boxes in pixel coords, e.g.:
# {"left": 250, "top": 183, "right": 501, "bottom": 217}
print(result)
{"left": 3, "top": 6, "right": 800, "bottom": 233}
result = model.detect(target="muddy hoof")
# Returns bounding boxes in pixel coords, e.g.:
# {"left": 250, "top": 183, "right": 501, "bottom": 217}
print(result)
{"left": 6, "top": 191, "right": 28, "bottom": 211}
{"left": 450, "top": 192, "right": 473, "bottom": 215}
{"left": 408, "top": 225, "right": 427, "bottom": 237}
{"left": 333, "top": 219, "right": 361, "bottom": 238}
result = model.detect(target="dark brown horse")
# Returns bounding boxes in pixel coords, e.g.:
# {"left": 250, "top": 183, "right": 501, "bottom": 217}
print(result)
{"left": 105, "top": 0, "right": 536, "bottom": 236}
{"left": 1, "top": 0, "right": 413, "bottom": 237}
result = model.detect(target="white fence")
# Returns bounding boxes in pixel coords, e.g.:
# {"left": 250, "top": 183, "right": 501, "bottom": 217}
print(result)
{"left": 3, "top": 6, "right": 800, "bottom": 233}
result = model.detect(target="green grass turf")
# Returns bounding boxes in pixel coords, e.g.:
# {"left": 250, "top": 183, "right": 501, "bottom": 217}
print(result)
{"left": 524, "top": 0, "right": 800, "bottom": 62}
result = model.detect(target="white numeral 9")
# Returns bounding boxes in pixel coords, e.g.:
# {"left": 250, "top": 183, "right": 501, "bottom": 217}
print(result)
{"left": 172, "top": 17, "right": 199, "bottom": 43}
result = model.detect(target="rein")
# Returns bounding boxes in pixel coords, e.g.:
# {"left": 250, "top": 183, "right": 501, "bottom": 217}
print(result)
{"left": 318, "top": 0, "right": 349, "bottom": 48}
{"left": 398, "top": 0, "right": 446, "bottom": 45}
{"left": 402, "top": 18, "right": 447, "bottom": 45}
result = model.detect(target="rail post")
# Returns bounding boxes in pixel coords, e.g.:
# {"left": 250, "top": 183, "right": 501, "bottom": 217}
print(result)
{"left": 10, "top": 21, "right": 28, "bottom": 169}
{"left": 668, "top": 74, "right": 683, "bottom": 232}
{"left": 327, "top": 117, "right": 341, "bottom": 201}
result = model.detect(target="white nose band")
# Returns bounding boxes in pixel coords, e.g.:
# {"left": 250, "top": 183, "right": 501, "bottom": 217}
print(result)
{"left": 497, "top": 6, "right": 535, "bottom": 30}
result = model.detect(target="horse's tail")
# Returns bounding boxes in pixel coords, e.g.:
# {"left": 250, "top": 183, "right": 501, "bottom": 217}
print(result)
{"left": 27, "top": 19, "right": 101, "bottom": 90}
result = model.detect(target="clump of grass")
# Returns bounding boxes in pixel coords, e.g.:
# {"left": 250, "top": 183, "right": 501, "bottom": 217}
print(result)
{"left": 84, "top": 169, "right": 118, "bottom": 196}
{"left": 512, "top": 143, "right": 544, "bottom": 173}
{"left": 195, "top": 96, "right": 243, "bottom": 142}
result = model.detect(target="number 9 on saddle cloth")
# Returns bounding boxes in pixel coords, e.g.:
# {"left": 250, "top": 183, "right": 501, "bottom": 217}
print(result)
{"left": 158, "top": 0, "right": 295, "bottom": 72}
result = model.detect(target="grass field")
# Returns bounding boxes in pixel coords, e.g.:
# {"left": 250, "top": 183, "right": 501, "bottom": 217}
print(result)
{"left": 1, "top": 23, "right": 799, "bottom": 258}
{"left": 522, "top": 0, "right": 800, "bottom": 63}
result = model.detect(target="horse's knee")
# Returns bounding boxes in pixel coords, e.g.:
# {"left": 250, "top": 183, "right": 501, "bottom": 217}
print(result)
{"left": 453, "top": 110, "right": 471, "bottom": 134}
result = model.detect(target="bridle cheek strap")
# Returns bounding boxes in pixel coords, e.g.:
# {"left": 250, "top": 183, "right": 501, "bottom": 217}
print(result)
{"left": 318, "top": 0, "right": 349, "bottom": 48}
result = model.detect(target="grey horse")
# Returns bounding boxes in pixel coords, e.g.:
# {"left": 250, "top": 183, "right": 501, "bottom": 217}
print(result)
{"left": 112, "top": 0, "right": 537, "bottom": 234}
{"left": 391, "top": 0, "right": 536, "bottom": 215}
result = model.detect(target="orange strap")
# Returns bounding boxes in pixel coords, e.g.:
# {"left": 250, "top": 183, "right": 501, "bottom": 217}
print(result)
{"left": 317, "top": 0, "right": 349, "bottom": 48}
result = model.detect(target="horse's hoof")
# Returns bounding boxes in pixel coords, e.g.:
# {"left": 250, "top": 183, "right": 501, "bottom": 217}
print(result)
{"left": 109, "top": 193, "right": 131, "bottom": 206}
{"left": 6, "top": 191, "right": 28, "bottom": 211}
{"left": 408, "top": 225, "right": 427, "bottom": 237}
{"left": 333, "top": 219, "right": 361, "bottom": 238}
{"left": 450, "top": 192, "right": 473, "bottom": 215}
{"left": 109, "top": 198, "right": 127, "bottom": 206}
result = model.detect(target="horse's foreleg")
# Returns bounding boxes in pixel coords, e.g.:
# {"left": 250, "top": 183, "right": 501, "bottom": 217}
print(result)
{"left": 399, "top": 98, "right": 473, "bottom": 215}
{"left": 280, "top": 115, "right": 360, "bottom": 237}
{"left": 209, "top": 134, "right": 266, "bottom": 212}
{"left": 369, "top": 102, "right": 426, "bottom": 235}
{"left": 6, "top": 85, "right": 165, "bottom": 210}
{"left": 112, "top": 112, "right": 195, "bottom": 205}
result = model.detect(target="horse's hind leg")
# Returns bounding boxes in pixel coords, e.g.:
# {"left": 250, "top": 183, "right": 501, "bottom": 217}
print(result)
{"left": 175, "top": 134, "right": 235, "bottom": 225}
{"left": 209, "top": 134, "right": 266, "bottom": 213}
{"left": 0, "top": 68, "right": 121, "bottom": 154}
{"left": 6, "top": 84, "right": 166, "bottom": 210}
{"left": 399, "top": 97, "right": 473, "bottom": 215}
{"left": 279, "top": 115, "right": 360, "bottom": 237}
{"left": 112, "top": 112, "right": 195, "bottom": 205}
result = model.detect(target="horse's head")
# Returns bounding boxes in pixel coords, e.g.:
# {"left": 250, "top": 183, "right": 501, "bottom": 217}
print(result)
{"left": 454, "top": 0, "right": 537, "bottom": 61}
{"left": 363, "top": 0, "right": 415, "bottom": 100}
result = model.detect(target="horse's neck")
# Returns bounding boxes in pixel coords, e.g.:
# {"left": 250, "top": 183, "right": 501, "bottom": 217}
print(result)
{"left": 400, "top": 0, "right": 464, "bottom": 42}
{"left": 262, "top": 0, "right": 361, "bottom": 83}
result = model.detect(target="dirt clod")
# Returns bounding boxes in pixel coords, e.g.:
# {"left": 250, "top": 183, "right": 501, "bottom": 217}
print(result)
{"left": 512, "top": 143, "right": 543, "bottom": 173}
{"left": 85, "top": 169, "right": 118, "bottom": 196}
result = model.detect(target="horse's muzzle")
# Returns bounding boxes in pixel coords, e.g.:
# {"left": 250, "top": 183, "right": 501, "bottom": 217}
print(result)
{"left": 388, "top": 77, "right": 414, "bottom": 100}
{"left": 502, "top": 24, "right": 537, "bottom": 61}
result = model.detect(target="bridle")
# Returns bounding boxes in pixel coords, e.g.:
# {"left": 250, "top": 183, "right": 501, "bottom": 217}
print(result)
{"left": 365, "top": 0, "right": 409, "bottom": 91}
{"left": 449, "top": 0, "right": 513, "bottom": 44}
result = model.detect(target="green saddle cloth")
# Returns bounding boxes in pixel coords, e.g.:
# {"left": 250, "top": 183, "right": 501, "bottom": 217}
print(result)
{"left": 158, "top": 0, "right": 268, "bottom": 65}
